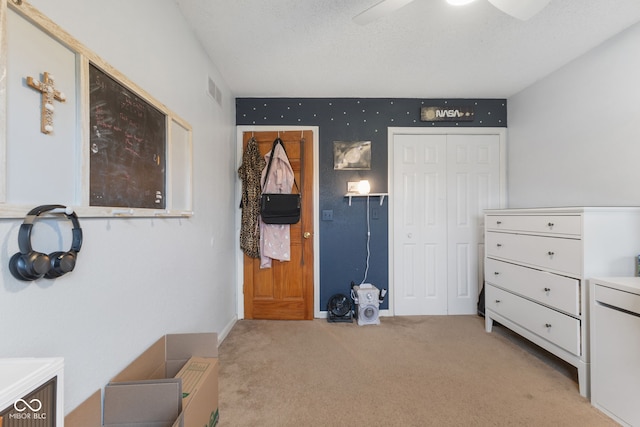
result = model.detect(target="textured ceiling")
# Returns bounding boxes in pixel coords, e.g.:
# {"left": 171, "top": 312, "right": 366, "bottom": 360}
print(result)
{"left": 175, "top": 0, "right": 640, "bottom": 98}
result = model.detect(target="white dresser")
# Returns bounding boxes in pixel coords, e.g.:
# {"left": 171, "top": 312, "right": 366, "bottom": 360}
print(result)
{"left": 483, "top": 207, "right": 640, "bottom": 397}
{"left": 590, "top": 277, "right": 640, "bottom": 427}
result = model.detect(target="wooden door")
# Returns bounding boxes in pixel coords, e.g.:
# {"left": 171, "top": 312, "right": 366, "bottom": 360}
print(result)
{"left": 243, "top": 130, "right": 314, "bottom": 320}
{"left": 393, "top": 133, "right": 501, "bottom": 315}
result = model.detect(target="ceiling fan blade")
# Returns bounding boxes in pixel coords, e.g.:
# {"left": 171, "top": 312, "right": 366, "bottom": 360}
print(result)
{"left": 353, "top": 0, "right": 416, "bottom": 25}
{"left": 488, "top": 0, "right": 551, "bottom": 20}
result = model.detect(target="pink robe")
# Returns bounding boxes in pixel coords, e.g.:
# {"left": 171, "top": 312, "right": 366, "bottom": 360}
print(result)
{"left": 260, "top": 143, "right": 294, "bottom": 268}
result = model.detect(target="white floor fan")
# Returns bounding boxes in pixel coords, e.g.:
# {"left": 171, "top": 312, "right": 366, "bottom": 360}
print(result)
{"left": 353, "top": 0, "right": 551, "bottom": 24}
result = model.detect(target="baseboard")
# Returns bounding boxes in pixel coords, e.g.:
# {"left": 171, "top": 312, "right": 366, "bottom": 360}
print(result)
{"left": 218, "top": 316, "right": 238, "bottom": 345}
{"left": 317, "top": 309, "right": 391, "bottom": 319}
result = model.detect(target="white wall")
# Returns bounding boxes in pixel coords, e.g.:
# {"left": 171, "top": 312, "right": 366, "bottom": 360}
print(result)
{"left": 507, "top": 22, "right": 640, "bottom": 208}
{"left": 0, "top": 0, "right": 237, "bottom": 414}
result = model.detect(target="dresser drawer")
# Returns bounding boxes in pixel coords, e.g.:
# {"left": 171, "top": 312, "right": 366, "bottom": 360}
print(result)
{"left": 485, "top": 215, "right": 581, "bottom": 236}
{"left": 486, "top": 284, "right": 581, "bottom": 356}
{"left": 486, "top": 232, "right": 582, "bottom": 276}
{"left": 485, "top": 258, "right": 580, "bottom": 316}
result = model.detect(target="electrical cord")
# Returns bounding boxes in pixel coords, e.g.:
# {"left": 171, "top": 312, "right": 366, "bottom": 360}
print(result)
{"left": 361, "top": 195, "right": 370, "bottom": 285}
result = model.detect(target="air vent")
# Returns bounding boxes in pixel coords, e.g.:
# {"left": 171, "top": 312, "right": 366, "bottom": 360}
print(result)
{"left": 207, "top": 76, "right": 222, "bottom": 106}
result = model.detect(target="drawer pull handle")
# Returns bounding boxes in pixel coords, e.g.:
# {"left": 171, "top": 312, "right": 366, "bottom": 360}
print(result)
{"left": 496, "top": 243, "right": 502, "bottom": 247}
{"left": 496, "top": 221, "right": 502, "bottom": 225}
{"left": 495, "top": 300, "right": 501, "bottom": 303}
{"left": 494, "top": 272, "right": 500, "bottom": 275}
{"left": 545, "top": 323, "right": 552, "bottom": 328}
{"left": 547, "top": 222, "right": 554, "bottom": 227}
{"left": 547, "top": 251, "right": 555, "bottom": 256}
{"left": 544, "top": 287, "right": 551, "bottom": 292}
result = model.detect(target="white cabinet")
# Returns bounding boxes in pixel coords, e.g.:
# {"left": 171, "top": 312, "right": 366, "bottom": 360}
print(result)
{"left": 590, "top": 277, "right": 640, "bottom": 427}
{"left": 0, "top": 358, "right": 64, "bottom": 425}
{"left": 484, "top": 207, "right": 640, "bottom": 398}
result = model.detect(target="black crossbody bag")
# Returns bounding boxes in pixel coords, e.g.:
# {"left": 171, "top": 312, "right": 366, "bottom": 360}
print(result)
{"left": 260, "top": 138, "right": 301, "bottom": 224}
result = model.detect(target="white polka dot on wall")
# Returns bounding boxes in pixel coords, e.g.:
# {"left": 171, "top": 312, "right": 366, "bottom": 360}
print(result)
{"left": 236, "top": 99, "right": 506, "bottom": 128}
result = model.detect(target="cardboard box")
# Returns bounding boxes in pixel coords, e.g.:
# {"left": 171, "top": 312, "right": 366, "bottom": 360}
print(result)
{"left": 103, "top": 379, "right": 183, "bottom": 426}
{"left": 65, "top": 390, "right": 102, "bottom": 427}
{"left": 65, "top": 332, "right": 219, "bottom": 427}
{"left": 174, "top": 357, "right": 219, "bottom": 427}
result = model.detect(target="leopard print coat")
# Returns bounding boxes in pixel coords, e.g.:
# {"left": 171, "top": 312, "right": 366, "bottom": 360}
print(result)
{"left": 238, "top": 137, "right": 266, "bottom": 258}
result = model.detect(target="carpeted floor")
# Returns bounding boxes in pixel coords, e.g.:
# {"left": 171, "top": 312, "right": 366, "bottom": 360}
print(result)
{"left": 216, "top": 316, "right": 616, "bottom": 426}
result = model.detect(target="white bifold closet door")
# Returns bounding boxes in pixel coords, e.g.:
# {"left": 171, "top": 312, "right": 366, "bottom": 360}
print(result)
{"left": 393, "top": 133, "right": 501, "bottom": 315}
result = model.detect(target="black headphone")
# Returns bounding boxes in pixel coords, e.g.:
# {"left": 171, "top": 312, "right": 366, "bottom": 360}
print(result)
{"left": 9, "top": 204, "right": 83, "bottom": 281}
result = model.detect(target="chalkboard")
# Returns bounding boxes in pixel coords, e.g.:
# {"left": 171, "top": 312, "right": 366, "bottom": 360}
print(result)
{"left": 89, "top": 63, "right": 167, "bottom": 209}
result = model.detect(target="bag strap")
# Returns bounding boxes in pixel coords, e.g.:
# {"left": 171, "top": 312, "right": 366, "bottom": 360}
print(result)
{"left": 262, "top": 137, "right": 300, "bottom": 194}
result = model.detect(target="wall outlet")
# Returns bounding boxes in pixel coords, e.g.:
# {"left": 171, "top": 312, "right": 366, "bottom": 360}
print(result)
{"left": 322, "top": 210, "right": 334, "bottom": 221}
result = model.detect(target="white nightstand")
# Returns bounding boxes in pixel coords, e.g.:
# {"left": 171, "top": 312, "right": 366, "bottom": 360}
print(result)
{"left": 590, "top": 277, "right": 640, "bottom": 427}
{"left": 0, "top": 358, "right": 64, "bottom": 426}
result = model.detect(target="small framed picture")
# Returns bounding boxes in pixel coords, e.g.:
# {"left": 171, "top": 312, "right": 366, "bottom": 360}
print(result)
{"left": 333, "top": 141, "right": 371, "bottom": 170}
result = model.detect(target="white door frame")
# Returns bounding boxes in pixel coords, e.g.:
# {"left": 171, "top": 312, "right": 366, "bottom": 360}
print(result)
{"left": 235, "top": 125, "right": 320, "bottom": 319}
{"left": 387, "top": 127, "right": 507, "bottom": 316}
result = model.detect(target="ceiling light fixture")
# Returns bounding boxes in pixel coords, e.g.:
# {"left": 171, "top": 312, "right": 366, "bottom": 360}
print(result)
{"left": 446, "top": 0, "right": 477, "bottom": 6}
{"left": 487, "top": 0, "right": 551, "bottom": 20}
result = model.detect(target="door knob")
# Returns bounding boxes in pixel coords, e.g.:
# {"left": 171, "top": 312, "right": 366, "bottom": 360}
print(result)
{"left": 303, "top": 232, "right": 311, "bottom": 239}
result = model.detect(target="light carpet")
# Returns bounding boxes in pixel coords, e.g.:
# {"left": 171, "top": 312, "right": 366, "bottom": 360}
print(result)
{"left": 216, "top": 316, "right": 616, "bottom": 426}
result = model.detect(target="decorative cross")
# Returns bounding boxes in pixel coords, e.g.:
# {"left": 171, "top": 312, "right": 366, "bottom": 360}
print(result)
{"left": 26, "top": 71, "right": 66, "bottom": 134}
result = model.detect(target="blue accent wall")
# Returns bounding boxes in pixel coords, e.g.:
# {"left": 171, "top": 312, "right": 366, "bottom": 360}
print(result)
{"left": 236, "top": 98, "right": 507, "bottom": 312}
